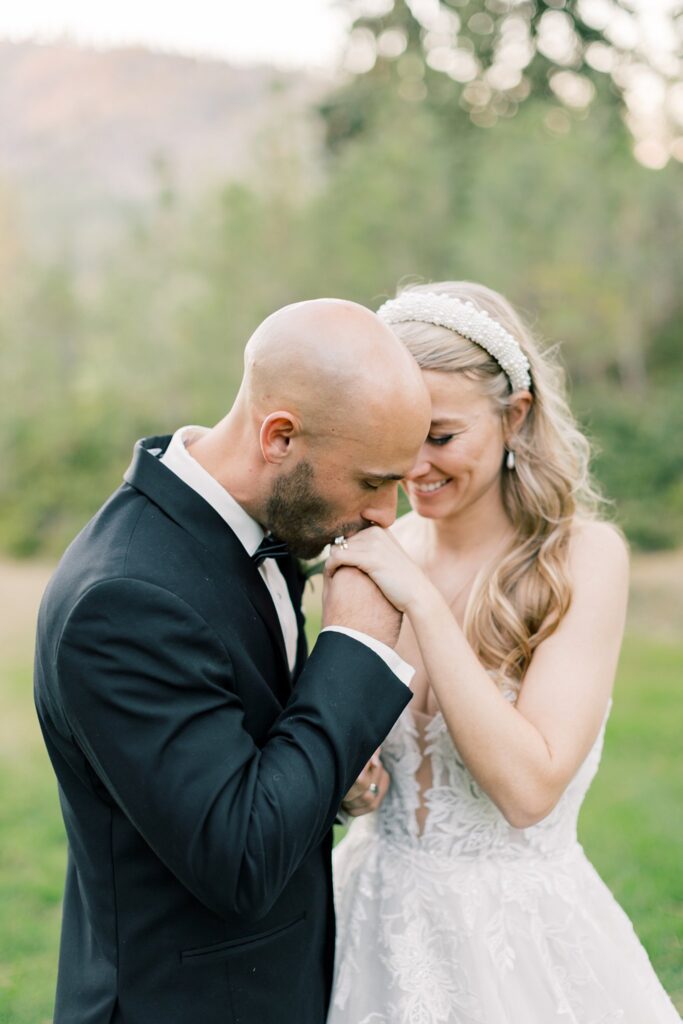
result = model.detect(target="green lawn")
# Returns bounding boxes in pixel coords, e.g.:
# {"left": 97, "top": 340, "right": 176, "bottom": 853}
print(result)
{"left": 579, "top": 637, "right": 683, "bottom": 1007}
{"left": 0, "top": 663, "right": 67, "bottom": 1024}
{"left": 1, "top": 634, "right": 681, "bottom": 1022}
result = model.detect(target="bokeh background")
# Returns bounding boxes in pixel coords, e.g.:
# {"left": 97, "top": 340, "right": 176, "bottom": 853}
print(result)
{"left": 0, "top": 2, "right": 681, "bottom": 1020}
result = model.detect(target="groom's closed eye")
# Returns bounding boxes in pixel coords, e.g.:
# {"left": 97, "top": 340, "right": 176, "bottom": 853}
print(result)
{"left": 361, "top": 473, "right": 404, "bottom": 491}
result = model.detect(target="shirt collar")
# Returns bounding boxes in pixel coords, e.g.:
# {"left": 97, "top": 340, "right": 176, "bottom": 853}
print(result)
{"left": 159, "top": 426, "right": 264, "bottom": 556}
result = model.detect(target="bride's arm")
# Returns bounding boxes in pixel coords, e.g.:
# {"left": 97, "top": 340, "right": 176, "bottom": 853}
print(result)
{"left": 325, "top": 521, "right": 628, "bottom": 828}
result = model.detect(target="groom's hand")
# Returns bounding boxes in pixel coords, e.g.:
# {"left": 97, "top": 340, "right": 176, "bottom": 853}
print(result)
{"left": 322, "top": 566, "right": 402, "bottom": 648}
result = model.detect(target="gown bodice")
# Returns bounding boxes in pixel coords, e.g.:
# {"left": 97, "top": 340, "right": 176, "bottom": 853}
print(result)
{"left": 368, "top": 693, "right": 609, "bottom": 862}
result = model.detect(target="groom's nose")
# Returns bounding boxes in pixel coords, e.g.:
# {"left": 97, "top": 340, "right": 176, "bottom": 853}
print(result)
{"left": 361, "top": 483, "right": 399, "bottom": 530}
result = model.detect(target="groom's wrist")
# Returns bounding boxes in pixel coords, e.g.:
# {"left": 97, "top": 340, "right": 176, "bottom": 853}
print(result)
{"left": 320, "top": 627, "right": 414, "bottom": 688}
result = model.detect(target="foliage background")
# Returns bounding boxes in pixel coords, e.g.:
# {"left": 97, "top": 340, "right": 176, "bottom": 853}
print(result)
{"left": 1, "top": 4, "right": 682, "bottom": 558}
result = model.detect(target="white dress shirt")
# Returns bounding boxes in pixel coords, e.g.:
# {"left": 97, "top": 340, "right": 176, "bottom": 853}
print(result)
{"left": 159, "top": 427, "right": 413, "bottom": 686}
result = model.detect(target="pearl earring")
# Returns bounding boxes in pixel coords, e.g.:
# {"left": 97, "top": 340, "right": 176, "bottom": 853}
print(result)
{"left": 506, "top": 449, "right": 516, "bottom": 471}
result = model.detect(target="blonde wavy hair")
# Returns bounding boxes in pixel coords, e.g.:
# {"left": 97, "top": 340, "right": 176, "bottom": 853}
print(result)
{"left": 386, "top": 281, "right": 605, "bottom": 682}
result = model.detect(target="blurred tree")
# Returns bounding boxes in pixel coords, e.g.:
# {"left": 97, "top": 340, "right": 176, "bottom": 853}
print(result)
{"left": 580, "top": 382, "right": 683, "bottom": 549}
{"left": 1, "top": 60, "right": 682, "bottom": 555}
{"left": 311, "top": 87, "right": 683, "bottom": 395}
{"left": 326, "top": 0, "right": 683, "bottom": 168}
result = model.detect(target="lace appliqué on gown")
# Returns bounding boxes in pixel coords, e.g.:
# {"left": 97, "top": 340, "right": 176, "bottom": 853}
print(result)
{"left": 329, "top": 691, "right": 681, "bottom": 1024}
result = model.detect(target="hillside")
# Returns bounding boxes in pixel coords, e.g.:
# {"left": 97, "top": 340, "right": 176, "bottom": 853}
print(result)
{"left": 0, "top": 40, "right": 325, "bottom": 255}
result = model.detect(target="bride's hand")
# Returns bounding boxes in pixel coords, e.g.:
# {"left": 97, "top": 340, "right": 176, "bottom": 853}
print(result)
{"left": 325, "top": 526, "right": 433, "bottom": 614}
{"left": 341, "top": 750, "right": 390, "bottom": 817}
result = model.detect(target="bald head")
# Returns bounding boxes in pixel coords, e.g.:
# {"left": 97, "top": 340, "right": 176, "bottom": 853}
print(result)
{"left": 189, "top": 297, "right": 431, "bottom": 553}
{"left": 242, "top": 298, "right": 428, "bottom": 441}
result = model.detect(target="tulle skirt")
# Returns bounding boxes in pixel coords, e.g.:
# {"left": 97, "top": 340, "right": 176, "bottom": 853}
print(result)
{"left": 328, "top": 827, "right": 681, "bottom": 1024}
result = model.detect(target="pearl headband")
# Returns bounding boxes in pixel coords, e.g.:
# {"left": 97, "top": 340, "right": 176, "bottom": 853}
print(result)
{"left": 377, "top": 291, "right": 532, "bottom": 393}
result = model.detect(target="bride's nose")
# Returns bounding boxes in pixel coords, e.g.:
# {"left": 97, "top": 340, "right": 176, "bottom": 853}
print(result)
{"left": 405, "top": 452, "right": 432, "bottom": 480}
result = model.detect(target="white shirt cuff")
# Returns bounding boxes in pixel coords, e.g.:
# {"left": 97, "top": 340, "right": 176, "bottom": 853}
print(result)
{"left": 321, "top": 627, "right": 414, "bottom": 688}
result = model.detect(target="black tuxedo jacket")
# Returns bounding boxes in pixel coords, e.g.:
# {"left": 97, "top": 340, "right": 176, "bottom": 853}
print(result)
{"left": 34, "top": 435, "right": 411, "bottom": 1024}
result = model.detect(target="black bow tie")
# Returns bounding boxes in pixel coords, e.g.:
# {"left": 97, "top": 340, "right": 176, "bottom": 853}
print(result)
{"left": 252, "top": 534, "right": 290, "bottom": 567}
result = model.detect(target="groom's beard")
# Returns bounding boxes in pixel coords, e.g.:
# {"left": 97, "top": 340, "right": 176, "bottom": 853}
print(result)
{"left": 265, "top": 460, "right": 363, "bottom": 560}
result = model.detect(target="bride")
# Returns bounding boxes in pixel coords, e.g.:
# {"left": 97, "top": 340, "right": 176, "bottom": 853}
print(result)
{"left": 325, "top": 282, "right": 680, "bottom": 1023}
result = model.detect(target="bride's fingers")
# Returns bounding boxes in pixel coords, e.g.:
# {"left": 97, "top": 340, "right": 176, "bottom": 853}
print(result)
{"left": 327, "top": 531, "right": 387, "bottom": 563}
{"left": 325, "top": 527, "right": 410, "bottom": 585}
{"left": 350, "top": 527, "right": 407, "bottom": 561}
{"left": 342, "top": 757, "right": 376, "bottom": 802}
{"left": 324, "top": 546, "right": 371, "bottom": 575}
{"left": 342, "top": 763, "right": 391, "bottom": 816}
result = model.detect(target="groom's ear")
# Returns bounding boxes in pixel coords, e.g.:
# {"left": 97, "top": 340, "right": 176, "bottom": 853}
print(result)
{"left": 259, "top": 411, "right": 302, "bottom": 464}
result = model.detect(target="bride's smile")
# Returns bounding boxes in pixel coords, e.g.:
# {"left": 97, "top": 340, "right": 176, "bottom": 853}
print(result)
{"left": 403, "top": 369, "right": 517, "bottom": 524}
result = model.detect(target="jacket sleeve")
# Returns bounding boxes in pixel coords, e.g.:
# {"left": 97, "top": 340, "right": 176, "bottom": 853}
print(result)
{"left": 56, "top": 577, "right": 411, "bottom": 921}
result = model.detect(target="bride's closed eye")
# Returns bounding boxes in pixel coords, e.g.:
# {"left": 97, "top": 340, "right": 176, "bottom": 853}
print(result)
{"left": 427, "top": 434, "right": 455, "bottom": 446}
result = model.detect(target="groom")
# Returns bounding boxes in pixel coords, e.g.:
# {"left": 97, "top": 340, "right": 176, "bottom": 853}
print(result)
{"left": 34, "top": 298, "right": 430, "bottom": 1024}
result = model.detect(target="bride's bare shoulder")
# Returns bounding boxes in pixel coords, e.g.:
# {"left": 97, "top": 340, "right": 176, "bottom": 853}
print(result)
{"left": 569, "top": 518, "right": 629, "bottom": 582}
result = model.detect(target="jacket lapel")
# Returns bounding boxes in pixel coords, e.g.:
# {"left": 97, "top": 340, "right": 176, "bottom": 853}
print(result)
{"left": 123, "top": 436, "right": 291, "bottom": 683}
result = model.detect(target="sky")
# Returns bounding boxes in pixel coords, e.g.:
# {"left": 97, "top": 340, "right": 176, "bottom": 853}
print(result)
{"left": 0, "top": 1, "right": 678, "bottom": 72}
{"left": 0, "top": 0, "right": 351, "bottom": 70}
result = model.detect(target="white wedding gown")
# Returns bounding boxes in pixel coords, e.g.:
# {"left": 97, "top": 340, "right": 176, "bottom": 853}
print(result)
{"left": 329, "top": 691, "right": 681, "bottom": 1024}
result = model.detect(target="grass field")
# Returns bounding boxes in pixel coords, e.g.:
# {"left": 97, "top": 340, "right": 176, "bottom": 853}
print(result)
{"left": 0, "top": 559, "right": 681, "bottom": 1022}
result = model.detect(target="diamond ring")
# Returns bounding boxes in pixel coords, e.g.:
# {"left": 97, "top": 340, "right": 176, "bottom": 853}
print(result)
{"left": 334, "top": 535, "right": 349, "bottom": 550}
